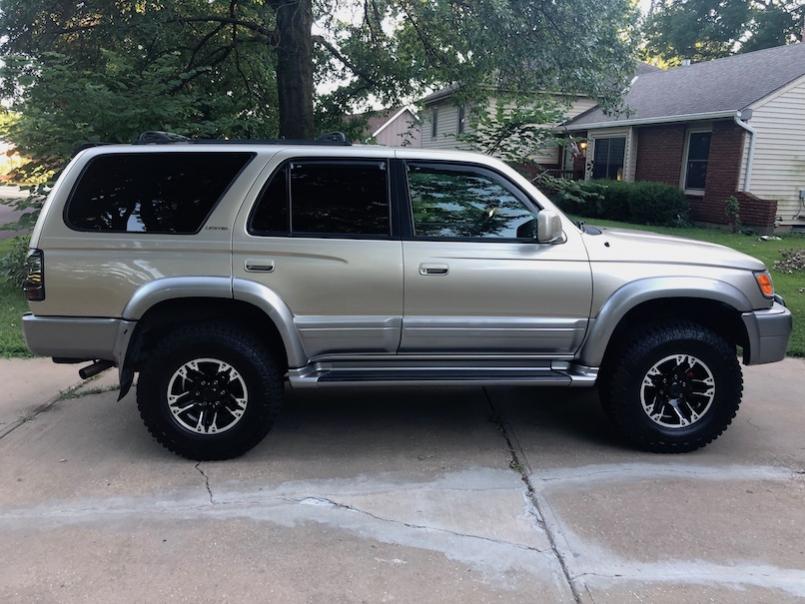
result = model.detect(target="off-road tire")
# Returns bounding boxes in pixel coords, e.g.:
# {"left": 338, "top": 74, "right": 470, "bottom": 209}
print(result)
{"left": 137, "top": 322, "right": 284, "bottom": 460}
{"left": 600, "top": 320, "right": 742, "bottom": 453}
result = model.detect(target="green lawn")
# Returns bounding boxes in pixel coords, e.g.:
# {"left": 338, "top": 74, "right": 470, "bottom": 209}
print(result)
{"left": 571, "top": 216, "right": 805, "bottom": 357}
{"left": 0, "top": 238, "right": 30, "bottom": 357}
{"left": 1, "top": 224, "right": 803, "bottom": 358}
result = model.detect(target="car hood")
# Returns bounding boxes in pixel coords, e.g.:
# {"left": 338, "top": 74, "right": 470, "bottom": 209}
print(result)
{"left": 582, "top": 227, "right": 766, "bottom": 272}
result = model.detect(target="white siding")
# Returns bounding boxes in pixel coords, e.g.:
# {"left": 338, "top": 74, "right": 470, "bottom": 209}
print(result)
{"left": 420, "top": 102, "right": 469, "bottom": 150}
{"left": 742, "top": 75, "right": 805, "bottom": 220}
{"left": 373, "top": 110, "right": 421, "bottom": 147}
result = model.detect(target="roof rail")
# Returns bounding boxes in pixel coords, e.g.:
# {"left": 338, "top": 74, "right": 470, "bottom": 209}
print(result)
{"left": 133, "top": 131, "right": 352, "bottom": 146}
{"left": 135, "top": 131, "right": 191, "bottom": 144}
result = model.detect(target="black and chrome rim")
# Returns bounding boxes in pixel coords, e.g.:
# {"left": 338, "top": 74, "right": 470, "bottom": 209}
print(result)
{"left": 640, "top": 354, "right": 715, "bottom": 428}
{"left": 166, "top": 358, "right": 248, "bottom": 435}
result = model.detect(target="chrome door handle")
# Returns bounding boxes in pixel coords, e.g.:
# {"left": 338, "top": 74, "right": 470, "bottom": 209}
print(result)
{"left": 245, "top": 259, "right": 275, "bottom": 273}
{"left": 419, "top": 263, "right": 449, "bottom": 276}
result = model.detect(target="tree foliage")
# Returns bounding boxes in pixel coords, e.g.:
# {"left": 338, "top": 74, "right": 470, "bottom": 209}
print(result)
{"left": 0, "top": 0, "right": 638, "bottom": 225}
{"left": 643, "top": 0, "right": 804, "bottom": 64}
{"left": 458, "top": 96, "right": 568, "bottom": 165}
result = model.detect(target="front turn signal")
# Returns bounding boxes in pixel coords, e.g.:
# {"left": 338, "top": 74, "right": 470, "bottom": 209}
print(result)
{"left": 754, "top": 271, "right": 774, "bottom": 298}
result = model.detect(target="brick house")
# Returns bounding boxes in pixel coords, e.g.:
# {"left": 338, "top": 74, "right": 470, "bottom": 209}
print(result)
{"left": 562, "top": 43, "right": 805, "bottom": 232}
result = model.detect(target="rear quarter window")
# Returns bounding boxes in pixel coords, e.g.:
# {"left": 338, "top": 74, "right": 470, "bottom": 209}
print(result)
{"left": 65, "top": 152, "right": 254, "bottom": 234}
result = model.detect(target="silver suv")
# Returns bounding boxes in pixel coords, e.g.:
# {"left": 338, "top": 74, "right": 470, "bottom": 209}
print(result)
{"left": 21, "top": 139, "right": 792, "bottom": 459}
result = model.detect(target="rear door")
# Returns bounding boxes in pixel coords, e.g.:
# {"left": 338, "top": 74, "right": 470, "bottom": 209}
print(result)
{"left": 232, "top": 152, "right": 403, "bottom": 359}
{"left": 399, "top": 160, "right": 592, "bottom": 355}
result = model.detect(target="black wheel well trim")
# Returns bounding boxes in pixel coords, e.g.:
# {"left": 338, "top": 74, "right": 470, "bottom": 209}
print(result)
{"left": 118, "top": 292, "right": 305, "bottom": 399}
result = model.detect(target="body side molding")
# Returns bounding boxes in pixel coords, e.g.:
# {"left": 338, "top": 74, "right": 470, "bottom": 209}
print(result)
{"left": 579, "top": 276, "right": 754, "bottom": 367}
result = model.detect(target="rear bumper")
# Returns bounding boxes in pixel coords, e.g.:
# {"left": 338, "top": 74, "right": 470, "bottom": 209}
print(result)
{"left": 741, "top": 302, "right": 792, "bottom": 365}
{"left": 22, "top": 314, "right": 135, "bottom": 365}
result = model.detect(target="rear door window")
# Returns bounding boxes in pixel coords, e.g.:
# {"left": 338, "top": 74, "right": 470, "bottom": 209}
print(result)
{"left": 66, "top": 152, "right": 253, "bottom": 233}
{"left": 249, "top": 160, "right": 390, "bottom": 238}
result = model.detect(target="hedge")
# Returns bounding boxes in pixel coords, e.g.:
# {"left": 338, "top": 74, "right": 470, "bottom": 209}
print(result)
{"left": 539, "top": 177, "right": 690, "bottom": 227}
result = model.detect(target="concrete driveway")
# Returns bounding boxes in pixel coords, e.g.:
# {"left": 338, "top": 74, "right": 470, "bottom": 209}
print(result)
{"left": 1, "top": 358, "right": 804, "bottom": 603}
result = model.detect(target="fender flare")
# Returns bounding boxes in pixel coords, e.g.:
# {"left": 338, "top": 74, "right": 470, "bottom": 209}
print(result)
{"left": 121, "top": 276, "right": 307, "bottom": 369}
{"left": 578, "top": 276, "right": 753, "bottom": 367}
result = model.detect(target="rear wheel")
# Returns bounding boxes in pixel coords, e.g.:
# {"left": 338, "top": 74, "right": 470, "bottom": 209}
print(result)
{"left": 600, "top": 320, "right": 742, "bottom": 453}
{"left": 137, "top": 323, "right": 283, "bottom": 460}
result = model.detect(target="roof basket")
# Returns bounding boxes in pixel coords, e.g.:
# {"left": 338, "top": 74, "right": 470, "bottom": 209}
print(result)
{"left": 133, "top": 131, "right": 351, "bottom": 146}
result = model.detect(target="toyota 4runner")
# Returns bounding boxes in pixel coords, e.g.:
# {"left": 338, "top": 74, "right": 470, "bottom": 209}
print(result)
{"left": 21, "top": 138, "right": 792, "bottom": 459}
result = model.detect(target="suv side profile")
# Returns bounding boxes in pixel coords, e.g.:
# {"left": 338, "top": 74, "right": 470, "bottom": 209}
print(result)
{"left": 22, "top": 140, "right": 792, "bottom": 459}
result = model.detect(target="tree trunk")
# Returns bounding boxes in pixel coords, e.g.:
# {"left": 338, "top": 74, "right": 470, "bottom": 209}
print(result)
{"left": 274, "top": 0, "right": 315, "bottom": 139}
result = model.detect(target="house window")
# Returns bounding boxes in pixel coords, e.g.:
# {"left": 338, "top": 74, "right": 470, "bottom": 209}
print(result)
{"left": 431, "top": 108, "right": 438, "bottom": 138}
{"left": 684, "top": 131, "right": 711, "bottom": 191}
{"left": 457, "top": 105, "right": 466, "bottom": 134}
{"left": 592, "top": 137, "right": 625, "bottom": 180}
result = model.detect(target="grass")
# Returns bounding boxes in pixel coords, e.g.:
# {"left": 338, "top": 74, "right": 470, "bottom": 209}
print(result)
{"left": 0, "top": 223, "right": 803, "bottom": 358}
{"left": 0, "top": 238, "right": 30, "bottom": 357}
{"left": 571, "top": 216, "right": 805, "bottom": 357}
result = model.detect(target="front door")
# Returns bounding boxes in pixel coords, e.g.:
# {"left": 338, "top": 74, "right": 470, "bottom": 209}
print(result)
{"left": 399, "top": 161, "right": 592, "bottom": 355}
{"left": 233, "top": 154, "right": 403, "bottom": 359}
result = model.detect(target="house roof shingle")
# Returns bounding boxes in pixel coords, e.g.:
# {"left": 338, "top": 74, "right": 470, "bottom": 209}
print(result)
{"left": 565, "top": 43, "right": 805, "bottom": 129}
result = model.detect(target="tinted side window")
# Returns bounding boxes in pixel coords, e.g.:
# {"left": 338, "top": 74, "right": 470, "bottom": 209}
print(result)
{"left": 407, "top": 163, "right": 536, "bottom": 240}
{"left": 67, "top": 152, "right": 253, "bottom": 233}
{"left": 290, "top": 161, "right": 389, "bottom": 237}
{"left": 250, "top": 165, "right": 289, "bottom": 234}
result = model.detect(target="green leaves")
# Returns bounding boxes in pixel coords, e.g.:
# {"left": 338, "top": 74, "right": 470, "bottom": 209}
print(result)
{"left": 458, "top": 95, "right": 568, "bottom": 165}
{"left": 642, "top": 0, "right": 803, "bottom": 65}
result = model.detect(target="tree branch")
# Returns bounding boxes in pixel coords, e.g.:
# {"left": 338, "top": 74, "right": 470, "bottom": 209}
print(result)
{"left": 171, "top": 16, "right": 276, "bottom": 43}
{"left": 312, "top": 35, "right": 380, "bottom": 86}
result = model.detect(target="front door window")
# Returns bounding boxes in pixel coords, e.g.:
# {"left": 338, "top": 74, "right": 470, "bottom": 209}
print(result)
{"left": 406, "top": 162, "right": 537, "bottom": 240}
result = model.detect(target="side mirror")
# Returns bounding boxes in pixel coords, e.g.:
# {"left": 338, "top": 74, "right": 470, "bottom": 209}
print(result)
{"left": 537, "top": 210, "right": 564, "bottom": 244}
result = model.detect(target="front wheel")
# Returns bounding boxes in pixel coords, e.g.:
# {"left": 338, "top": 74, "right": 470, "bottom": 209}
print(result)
{"left": 137, "top": 322, "right": 284, "bottom": 460}
{"left": 600, "top": 321, "right": 743, "bottom": 453}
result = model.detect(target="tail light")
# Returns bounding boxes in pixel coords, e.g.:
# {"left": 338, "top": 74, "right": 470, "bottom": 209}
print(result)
{"left": 23, "top": 249, "right": 45, "bottom": 301}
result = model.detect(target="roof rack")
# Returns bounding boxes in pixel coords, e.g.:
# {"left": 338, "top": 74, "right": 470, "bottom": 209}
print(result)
{"left": 134, "top": 131, "right": 352, "bottom": 146}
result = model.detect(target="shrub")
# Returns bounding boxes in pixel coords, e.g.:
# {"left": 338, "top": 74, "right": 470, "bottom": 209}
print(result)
{"left": 625, "top": 181, "right": 690, "bottom": 226}
{"left": 536, "top": 174, "right": 605, "bottom": 216}
{"left": 724, "top": 195, "right": 740, "bottom": 233}
{"left": 0, "top": 235, "right": 30, "bottom": 288}
{"left": 539, "top": 178, "right": 689, "bottom": 227}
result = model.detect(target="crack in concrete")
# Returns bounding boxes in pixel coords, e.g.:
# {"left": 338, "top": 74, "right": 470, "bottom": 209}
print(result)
{"left": 194, "top": 463, "right": 215, "bottom": 504}
{"left": 289, "top": 495, "right": 549, "bottom": 554}
{"left": 0, "top": 378, "right": 93, "bottom": 441}
{"left": 483, "top": 387, "right": 583, "bottom": 604}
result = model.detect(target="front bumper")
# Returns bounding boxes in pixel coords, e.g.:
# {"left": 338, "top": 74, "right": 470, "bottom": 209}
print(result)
{"left": 22, "top": 314, "right": 135, "bottom": 365}
{"left": 741, "top": 301, "right": 792, "bottom": 365}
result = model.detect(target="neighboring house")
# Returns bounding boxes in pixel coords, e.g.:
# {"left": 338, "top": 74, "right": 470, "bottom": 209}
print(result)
{"left": 419, "top": 87, "right": 599, "bottom": 171}
{"left": 349, "top": 105, "right": 421, "bottom": 147}
{"left": 419, "top": 63, "right": 660, "bottom": 173}
{"left": 562, "top": 43, "right": 805, "bottom": 232}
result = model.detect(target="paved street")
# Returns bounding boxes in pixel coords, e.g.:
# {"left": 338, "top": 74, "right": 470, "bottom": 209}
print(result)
{"left": 0, "top": 185, "right": 27, "bottom": 240}
{"left": 1, "top": 358, "right": 804, "bottom": 603}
